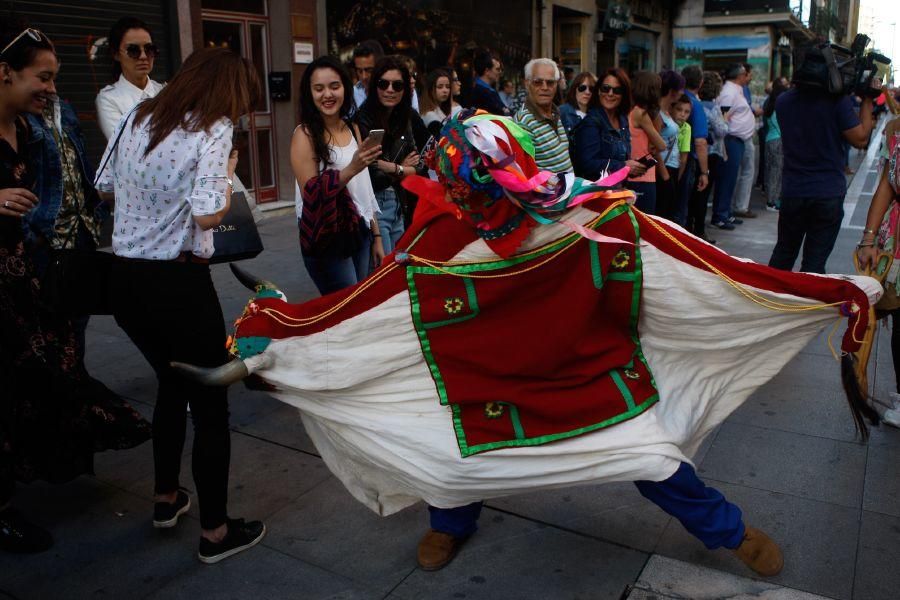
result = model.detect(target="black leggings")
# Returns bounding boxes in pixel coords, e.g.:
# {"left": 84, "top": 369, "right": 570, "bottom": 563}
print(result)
{"left": 112, "top": 259, "right": 231, "bottom": 530}
{"left": 892, "top": 310, "right": 900, "bottom": 393}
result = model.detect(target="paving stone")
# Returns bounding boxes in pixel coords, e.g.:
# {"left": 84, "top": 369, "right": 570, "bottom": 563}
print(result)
{"left": 698, "top": 422, "right": 866, "bottom": 509}
{"left": 853, "top": 510, "right": 900, "bottom": 600}
{"left": 146, "top": 545, "right": 374, "bottom": 600}
{"left": 489, "top": 481, "right": 671, "bottom": 553}
{"left": 394, "top": 510, "right": 648, "bottom": 600}
{"left": 263, "top": 477, "right": 430, "bottom": 589}
{"left": 234, "top": 401, "right": 319, "bottom": 455}
{"left": 654, "top": 480, "right": 859, "bottom": 600}
{"left": 3, "top": 478, "right": 195, "bottom": 599}
{"left": 629, "top": 555, "right": 834, "bottom": 600}
{"left": 862, "top": 443, "right": 900, "bottom": 517}
{"left": 125, "top": 431, "right": 331, "bottom": 521}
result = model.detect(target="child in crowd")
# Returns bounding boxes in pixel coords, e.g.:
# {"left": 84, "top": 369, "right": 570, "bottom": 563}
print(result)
{"left": 671, "top": 94, "right": 693, "bottom": 223}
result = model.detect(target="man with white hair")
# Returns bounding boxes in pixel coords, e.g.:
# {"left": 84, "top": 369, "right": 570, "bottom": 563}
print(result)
{"left": 513, "top": 58, "right": 574, "bottom": 173}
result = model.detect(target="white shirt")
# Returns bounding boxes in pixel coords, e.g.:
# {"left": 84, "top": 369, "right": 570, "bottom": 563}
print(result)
{"left": 716, "top": 80, "right": 755, "bottom": 140}
{"left": 422, "top": 104, "right": 462, "bottom": 129}
{"left": 293, "top": 133, "right": 379, "bottom": 225}
{"left": 96, "top": 114, "right": 232, "bottom": 260}
{"left": 95, "top": 74, "right": 165, "bottom": 139}
{"left": 353, "top": 82, "right": 367, "bottom": 110}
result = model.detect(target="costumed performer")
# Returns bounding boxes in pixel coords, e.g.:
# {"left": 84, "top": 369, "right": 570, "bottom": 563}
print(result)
{"left": 176, "top": 110, "right": 881, "bottom": 577}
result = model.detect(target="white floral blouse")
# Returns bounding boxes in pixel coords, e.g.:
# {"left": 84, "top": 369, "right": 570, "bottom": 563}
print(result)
{"left": 96, "top": 114, "right": 232, "bottom": 260}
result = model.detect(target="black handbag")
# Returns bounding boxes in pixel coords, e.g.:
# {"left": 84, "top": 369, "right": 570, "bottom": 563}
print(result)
{"left": 210, "top": 190, "right": 264, "bottom": 264}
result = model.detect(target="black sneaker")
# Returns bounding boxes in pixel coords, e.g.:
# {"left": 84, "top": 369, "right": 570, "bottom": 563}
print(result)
{"left": 153, "top": 489, "right": 191, "bottom": 529}
{"left": 0, "top": 507, "right": 53, "bottom": 554}
{"left": 727, "top": 216, "right": 744, "bottom": 225}
{"left": 198, "top": 518, "right": 266, "bottom": 564}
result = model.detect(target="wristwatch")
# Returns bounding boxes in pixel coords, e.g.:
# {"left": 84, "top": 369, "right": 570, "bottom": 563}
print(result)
{"left": 395, "top": 164, "right": 404, "bottom": 177}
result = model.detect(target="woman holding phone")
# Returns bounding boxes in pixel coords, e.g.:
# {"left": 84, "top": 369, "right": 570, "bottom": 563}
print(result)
{"left": 291, "top": 55, "right": 383, "bottom": 295}
{"left": 96, "top": 48, "right": 265, "bottom": 564}
{"left": 355, "top": 56, "right": 429, "bottom": 251}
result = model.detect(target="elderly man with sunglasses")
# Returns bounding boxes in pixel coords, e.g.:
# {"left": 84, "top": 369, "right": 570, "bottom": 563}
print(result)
{"left": 512, "top": 58, "right": 573, "bottom": 174}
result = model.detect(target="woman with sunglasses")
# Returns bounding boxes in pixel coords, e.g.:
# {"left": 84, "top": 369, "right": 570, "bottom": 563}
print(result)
{"left": 0, "top": 21, "right": 150, "bottom": 554}
{"left": 420, "top": 68, "right": 461, "bottom": 138}
{"left": 559, "top": 71, "right": 596, "bottom": 137}
{"left": 292, "top": 55, "right": 383, "bottom": 295}
{"left": 355, "top": 56, "right": 429, "bottom": 248}
{"left": 96, "top": 48, "right": 265, "bottom": 564}
{"left": 95, "top": 17, "right": 164, "bottom": 139}
{"left": 572, "top": 68, "right": 647, "bottom": 183}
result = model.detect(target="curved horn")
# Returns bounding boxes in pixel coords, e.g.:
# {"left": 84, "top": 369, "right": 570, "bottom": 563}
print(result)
{"left": 170, "top": 359, "right": 249, "bottom": 386}
{"left": 230, "top": 263, "right": 278, "bottom": 293}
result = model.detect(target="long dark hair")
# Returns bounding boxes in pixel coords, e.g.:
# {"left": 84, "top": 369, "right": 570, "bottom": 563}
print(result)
{"left": 631, "top": 70, "right": 661, "bottom": 118}
{"left": 590, "top": 67, "right": 632, "bottom": 118}
{"left": 0, "top": 17, "right": 55, "bottom": 71}
{"left": 298, "top": 55, "right": 355, "bottom": 168}
{"left": 564, "top": 71, "right": 596, "bottom": 108}
{"left": 360, "top": 56, "right": 413, "bottom": 139}
{"left": 108, "top": 17, "right": 152, "bottom": 81}
{"left": 133, "top": 48, "right": 260, "bottom": 157}
{"left": 420, "top": 68, "right": 452, "bottom": 116}
{"left": 764, "top": 77, "right": 790, "bottom": 119}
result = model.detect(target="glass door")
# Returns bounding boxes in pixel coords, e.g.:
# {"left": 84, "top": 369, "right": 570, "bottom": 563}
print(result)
{"left": 202, "top": 11, "right": 278, "bottom": 203}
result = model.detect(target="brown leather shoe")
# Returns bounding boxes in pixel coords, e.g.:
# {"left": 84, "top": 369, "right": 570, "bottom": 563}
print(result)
{"left": 732, "top": 526, "right": 784, "bottom": 576}
{"left": 417, "top": 529, "right": 466, "bottom": 571}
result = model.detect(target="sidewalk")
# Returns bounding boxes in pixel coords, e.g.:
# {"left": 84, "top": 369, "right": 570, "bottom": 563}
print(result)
{"left": 3, "top": 146, "right": 900, "bottom": 599}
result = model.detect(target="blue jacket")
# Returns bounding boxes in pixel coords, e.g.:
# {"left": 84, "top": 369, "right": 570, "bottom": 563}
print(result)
{"left": 572, "top": 107, "right": 631, "bottom": 181}
{"left": 558, "top": 103, "right": 584, "bottom": 136}
{"left": 468, "top": 78, "right": 511, "bottom": 116}
{"left": 24, "top": 100, "right": 105, "bottom": 244}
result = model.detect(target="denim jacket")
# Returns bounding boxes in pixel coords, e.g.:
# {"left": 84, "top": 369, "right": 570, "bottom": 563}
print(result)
{"left": 571, "top": 107, "right": 631, "bottom": 181}
{"left": 558, "top": 103, "right": 584, "bottom": 136}
{"left": 23, "top": 99, "right": 105, "bottom": 244}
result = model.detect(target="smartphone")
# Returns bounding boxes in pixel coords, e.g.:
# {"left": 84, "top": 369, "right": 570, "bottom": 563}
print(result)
{"left": 366, "top": 129, "right": 386, "bottom": 146}
{"left": 637, "top": 153, "right": 658, "bottom": 168}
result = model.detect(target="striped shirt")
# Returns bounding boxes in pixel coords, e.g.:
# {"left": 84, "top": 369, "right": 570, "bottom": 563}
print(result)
{"left": 513, "top": 101, "right": 574, "bottom": 174}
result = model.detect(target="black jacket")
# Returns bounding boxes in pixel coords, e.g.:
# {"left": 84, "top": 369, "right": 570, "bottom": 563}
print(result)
{"left": 355, "top": 107, "right": 430, "bottom": 193}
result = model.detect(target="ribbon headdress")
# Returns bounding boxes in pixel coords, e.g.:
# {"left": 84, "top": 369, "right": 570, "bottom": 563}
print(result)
{"left": 403, "top": 109, "right": 635, "bottom": 257}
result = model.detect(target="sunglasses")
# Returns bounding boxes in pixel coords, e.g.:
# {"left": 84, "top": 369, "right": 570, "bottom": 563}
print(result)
{"left": 1, "top": 28, "right": 53, "bottom": 57}
{"left": 599, "top": 83, "right": 624, "bottom": 95}
{"left": 376, "top": 79, "right": 405, "bottom": 92}
{"left": 530, "top": 78, "right": 556, "bottom": 88}
{"left": 123, "top": 43, "right": 159, "bottom": 60}
{"left": 576, "top": 84, "right": 591, "bottom": 93}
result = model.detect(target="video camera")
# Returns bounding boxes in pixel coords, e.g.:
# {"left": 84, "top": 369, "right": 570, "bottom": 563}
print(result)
{"left": 792, "top": 34, "right": 890, "bottom": 98}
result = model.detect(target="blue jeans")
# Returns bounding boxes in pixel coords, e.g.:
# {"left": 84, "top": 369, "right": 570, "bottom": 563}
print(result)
{"left": 375, "top": 187, "right": 405, "bottom": 254}
{"left": 301, "top": 227, "right": 372, "bottom": 296}
{"left": 627, "top": 180, "right": 657, "bottom": 215}
{"left": 428, "top": 462, "right": 745, "bottom": 549}
{"left": 767, "top": 195, "right": 844, "bottom": 274}
{"left": 712, "top": 136, "right": 745, "bottom": 224}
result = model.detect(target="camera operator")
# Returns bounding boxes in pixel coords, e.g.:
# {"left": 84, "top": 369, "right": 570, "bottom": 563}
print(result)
{"left": 768, "top": 44, "right": 875, "bottom": 274}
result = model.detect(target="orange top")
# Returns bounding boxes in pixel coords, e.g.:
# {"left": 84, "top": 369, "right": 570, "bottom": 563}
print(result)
{"left": 628, "top": 107, "right": 655, "bottom": 183}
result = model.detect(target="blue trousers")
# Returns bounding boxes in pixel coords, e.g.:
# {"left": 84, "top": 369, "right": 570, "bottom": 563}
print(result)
{"left": 375, "top": 187, "right": 405, "bottom": 255}
{"left": 428, "top": 462, "right": 745, "bottom": 549}
{"left": 712, "top": 136, "right": 745, "bottom": 224}
{"left": 302, "top": 227, "right": 372, "bottom": 296}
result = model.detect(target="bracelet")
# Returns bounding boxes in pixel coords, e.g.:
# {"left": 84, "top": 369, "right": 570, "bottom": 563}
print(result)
{"left": 857, "top": 242, "right": 875, "bottom": 248}
{"left": 372, "top": 234, "right": 382, "bottom": 238}
{"left": 863, "top": 228, "right": 876, "bottom": 235}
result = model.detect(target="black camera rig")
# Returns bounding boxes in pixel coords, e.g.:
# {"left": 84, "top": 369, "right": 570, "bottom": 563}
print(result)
{"left": 792, "top": 34, "right": 890, "bottom": 98}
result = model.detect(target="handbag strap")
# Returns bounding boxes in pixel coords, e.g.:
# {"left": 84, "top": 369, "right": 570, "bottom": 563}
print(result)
{"left": 93, "top": 105, "right": 138, "bottom": 188}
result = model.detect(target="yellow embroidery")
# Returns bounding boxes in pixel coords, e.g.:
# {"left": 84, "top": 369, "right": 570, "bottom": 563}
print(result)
{"left": 484, "top": 402, "right": 505, "bottom": 419}
{"left": 444, "top": 297, "right": 464, "bottom": 315}
{"left": 624, "top": 369, "right": 640, "bottom": 380}
{"left": 611, "top": 250, "right": 630, "bottom": 269}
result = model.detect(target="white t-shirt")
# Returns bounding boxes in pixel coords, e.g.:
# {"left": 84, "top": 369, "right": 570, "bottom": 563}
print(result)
{"left": 95, "top": 74, "right": 165, "bottom": 139}
{"left": 96, "top": 114, "right": 232, "bottom": 260}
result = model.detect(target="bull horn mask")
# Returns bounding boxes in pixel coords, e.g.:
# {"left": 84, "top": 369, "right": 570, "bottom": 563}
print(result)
{"left": 170, "top": 359, "right": 250, "bottom": 386}
{"left": 230, "top": 263, "right": 280, "bottom": 294}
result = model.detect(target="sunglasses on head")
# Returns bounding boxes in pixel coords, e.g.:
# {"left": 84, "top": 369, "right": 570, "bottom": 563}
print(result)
{"left": 376, "top": 78, "right": 405, "bottom": 92}
{"left": 599, "top": 83, "right": 624, "bottom": 95}
{"left": 1, "top": 28, "right": 53, "bottom": 57}
{"left": 124, "top": 43, "right": 159, "bottom": 60}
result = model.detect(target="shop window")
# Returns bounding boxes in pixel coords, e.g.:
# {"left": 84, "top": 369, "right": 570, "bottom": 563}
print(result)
{"left": 203, "top": 20, "right": 243, "bottom": 53}
{"left": 702, "top": 50, "right": 749, "bottom": 75}
{"left": 202, "top": 0, "right": 266, "bottom": 15}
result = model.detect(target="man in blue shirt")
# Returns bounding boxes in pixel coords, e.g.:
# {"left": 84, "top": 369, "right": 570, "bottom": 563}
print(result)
{"left": 681, "top": 65, "right": 711, "bottom": 240}
{"left": 768, "top": 46, "right": 874, "bottom": 274}
{"left": 468, "top": 51, "right": 511, "bottom": 116}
